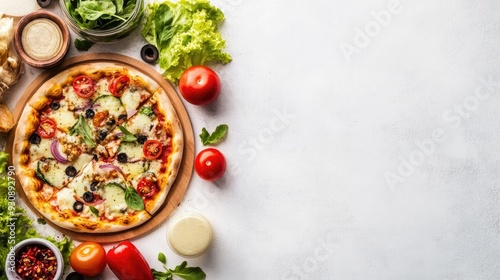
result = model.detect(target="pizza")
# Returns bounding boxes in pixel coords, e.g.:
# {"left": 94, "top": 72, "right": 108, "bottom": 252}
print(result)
{"left": 11, "top": 62, "right": 183, "bottom": 233}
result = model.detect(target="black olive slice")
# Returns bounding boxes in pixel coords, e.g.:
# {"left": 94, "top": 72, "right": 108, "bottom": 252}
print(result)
{"left": 29, "top": 133, "right": 41, "bottom": 145}
{"left": 82, "top": 191, "right": 94, "bottom": 202}
{"left": 140, "top": 44, "right": 159, "bottom": 63}
{"left": 37, "top": 0, "right": 52, "bottom": 8}
{"left": 50, "top": 102, "right": 60, "bottom": 110}
{"left": 65, "top": 166, "right": 77, "bottom": 177}
{"left": 90, "top": 181, "right": 99, "bottom": 191}
{"left": 117, "top": 153, "right": 128, "bottom": 163}
{"left": 106, "top": 118, "right": 116, "bottom": 126}
{"left": 73, "top": 201, "right": 84, "bottom": 213}
{"left": 85, "top": 109, "right": 95, "bottom": 119}
{"left": 98, "top": 129, "right": 108, "bottom": 141}
{"left": 137, "top": 135, "right": 147, "bottom": 144}
{"left": 118, "top": 114, "right": 127, "bottom": 121}
{"left": 66, "top": 271, "right": 84, "bottom": 280}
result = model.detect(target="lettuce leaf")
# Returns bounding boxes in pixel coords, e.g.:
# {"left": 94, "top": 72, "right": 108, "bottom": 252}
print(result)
{"left": 141, "top": 0, "right": 232, "bottom": 83}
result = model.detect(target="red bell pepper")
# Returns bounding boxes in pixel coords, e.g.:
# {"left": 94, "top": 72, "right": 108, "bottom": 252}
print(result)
{"left": 106, "top": 241, "right": 154, "bottom": 280}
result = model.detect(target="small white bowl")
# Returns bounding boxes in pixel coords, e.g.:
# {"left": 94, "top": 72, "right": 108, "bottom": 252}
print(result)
{"left": 167, "top": 212, "right": 213, "bottom": 258}
{"left": 5, "top": 238, "right": 64, "bottom": 280}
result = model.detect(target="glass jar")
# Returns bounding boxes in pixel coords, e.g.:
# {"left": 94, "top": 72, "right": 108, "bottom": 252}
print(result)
{"left": 59, "top": 0, "right": 144, "bottom": 43}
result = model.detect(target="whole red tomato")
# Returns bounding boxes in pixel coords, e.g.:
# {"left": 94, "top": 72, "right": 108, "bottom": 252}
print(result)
{"left": 179, "top": 66, "right": 221, "bottom": 105}
{"left": 69, "top": 241, "right": 107, "bottom": 277}
{"left": 195, "top": 148, "right": 226, "bottom": 181}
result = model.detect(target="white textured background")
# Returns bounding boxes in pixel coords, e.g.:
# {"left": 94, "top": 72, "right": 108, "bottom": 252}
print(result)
{"left": 2, "top": 0, "right": 500, "bottom": 279}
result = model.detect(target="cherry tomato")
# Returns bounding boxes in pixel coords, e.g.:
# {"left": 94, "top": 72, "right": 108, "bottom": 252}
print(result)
{"left": 109, "top": 75, "right": 130, "bottom": 97}
{"left": 195, "top": 148, "right": 226, "bottom": 181}
{"left": 36, "top": 117, "right": 57, "bottom": 138}
{"left": 69, "top": 241, "right": 107, "bottom": 277}
{"left": 72, "top": 75, "right": 95, "bottom": 98}
{"left": 93, "top": 111, "right": 109, "bottom": 127}
{"left": 137, "top": 178, "right": 158, "bottom": 198}
{"left": 143, "top": 140, "right": 163, "bottom": 160}
{"left": 179, "top": 66, "right": 221, "bottom": 105}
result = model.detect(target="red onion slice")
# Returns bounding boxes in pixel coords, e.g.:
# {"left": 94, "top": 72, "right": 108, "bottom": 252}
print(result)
{"left": 127, "top": 109, "right": 137, "bottom": 118}
{"left": 99, "top": 163, "right": 124, "bottom": 174}
{"left": 74, "top": 195, "right": 104, "bottom": 206}
{"left": 50, "top": 139, "right": 68, "bottom": 164}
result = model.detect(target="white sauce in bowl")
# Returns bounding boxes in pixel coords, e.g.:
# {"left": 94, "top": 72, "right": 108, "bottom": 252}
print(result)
{"left": 167, "top": 212, "right": 213, "bottom": 258}
{"left": 21, "top": 18, "right": 63, "bottom": 61}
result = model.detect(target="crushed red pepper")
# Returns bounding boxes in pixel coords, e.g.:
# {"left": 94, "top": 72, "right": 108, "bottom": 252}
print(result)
{"left": 16, "top": 244, "right": 57, "bottom": 280}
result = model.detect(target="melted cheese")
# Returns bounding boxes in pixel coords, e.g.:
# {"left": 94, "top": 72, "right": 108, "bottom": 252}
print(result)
{"left": 50, "top": 109, "right": 77, "bottom": 131}
{"left": 127, "top": 113, "right": 154, "bottom": 135}
{"left": 102, "top": 185, "right": 127, "bottom": 214}
{"left": 121, "top": 89, "right": 142, "bottom": 115}
{"left": 55, "top": 188, "right": 76, "bottom": 211}
{"left": 119, "top": 142, "right": 144, "bottom": 160}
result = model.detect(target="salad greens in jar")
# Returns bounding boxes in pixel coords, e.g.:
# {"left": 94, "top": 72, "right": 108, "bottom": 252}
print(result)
{"left": 64, "top": 0, "right": 139, "bottom": 30}
{"left": 61, "top": 0, "right": 144, "bottom": 43}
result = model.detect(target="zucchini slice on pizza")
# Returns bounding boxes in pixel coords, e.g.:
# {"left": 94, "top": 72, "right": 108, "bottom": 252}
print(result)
{"left": 53, "top": 159, "right": 152, "bottom": 232}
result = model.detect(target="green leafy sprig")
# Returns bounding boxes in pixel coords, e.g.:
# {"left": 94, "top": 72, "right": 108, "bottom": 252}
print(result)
{"left": 151, "top": 252, "right": 206, "bottom": 280}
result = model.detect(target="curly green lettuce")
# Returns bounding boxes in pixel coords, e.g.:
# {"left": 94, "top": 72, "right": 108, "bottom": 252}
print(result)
{"left": 141, "top": 0, "right": 232, "bottom": 83}
{"left": 0, "top": 152, "right": 73, "bottom": 280}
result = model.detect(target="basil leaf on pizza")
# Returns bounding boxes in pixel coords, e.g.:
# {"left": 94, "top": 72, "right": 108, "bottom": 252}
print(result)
{"left": 125, "top": 186, "right": 145, "bottom": 211}
{"left": 89, "top": 206, "right": 99, "bottom": 216}
{"left": 12, "top": 63, "right": 184, "bottom": 233}
{"left": 118, "top": 125, "right": 138, "bottom": 142}
{"left": 70, "top": 115, "right": 95, "bottom": 148}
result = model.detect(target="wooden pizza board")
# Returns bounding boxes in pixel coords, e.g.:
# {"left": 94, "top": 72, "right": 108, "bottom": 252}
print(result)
{"left": 6, "top": 53, "right": 194, "bottom": 243}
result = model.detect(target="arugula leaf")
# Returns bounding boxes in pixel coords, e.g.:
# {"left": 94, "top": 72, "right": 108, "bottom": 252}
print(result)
{"left": 75, "top": 38, "right": 95, "bottom": 51}
{"left": 125, "top": 187, "right": 144, "bottom": 210}
{"left": 118, "top": 125, "right": 137, "bottom": 142}
{"left": 37, "top": 218, "right": 47, "bottom": 225}
{"left": 69, "top": 115, "right": 95, "bottom": 148}
{"left": 139, "top": 106, "right": 155, "bottom": 117}
{"left": 170, "top": 261, "right": 206, "bottom": 280}
{"left": 89, "top": 206, "right": 99, "bottom": 216}
{"left": 199, "top": 124, "right": 228, "bottom": 145}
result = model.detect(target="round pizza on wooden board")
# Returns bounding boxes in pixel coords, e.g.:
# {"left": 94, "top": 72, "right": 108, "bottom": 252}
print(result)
{"left": 7, "top": 54, "right": 194, "bottom": 242}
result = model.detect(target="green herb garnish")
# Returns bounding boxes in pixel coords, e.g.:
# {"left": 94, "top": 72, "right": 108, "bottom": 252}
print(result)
{"left": 139, "top": 106, "right": 154, "bottom": 117}
{"left": 199, "top": 124, "right": 228, "bottom": 146}
{"left": 118, "top": 125, "right": 137, "bottom": 142}
{"left": 125, "top": 187, "right": 144, "bottom": 210}
{"left": 151, "top": 252, "right": 206, "bottom": 280}
{"left": 89, "top": 206, "right": 99, "bottom": 216}
{"left": 70, "top": 115, "right": 95, "bottom": 148}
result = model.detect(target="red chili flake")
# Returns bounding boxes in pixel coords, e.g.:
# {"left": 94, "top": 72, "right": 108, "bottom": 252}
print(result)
{"left": 15, "top": 244, "right": 57, "bottom": 280}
